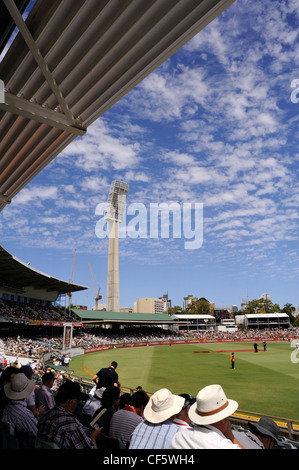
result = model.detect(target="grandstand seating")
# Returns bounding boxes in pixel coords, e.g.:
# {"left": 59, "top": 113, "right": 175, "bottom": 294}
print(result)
{"left": 0, "top": 300, "right": 75, "bottom": 322}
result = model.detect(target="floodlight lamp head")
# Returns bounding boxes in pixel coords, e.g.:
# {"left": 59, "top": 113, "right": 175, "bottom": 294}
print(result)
{"left": 104, "top": 180, "right": 129, "bottom": 222}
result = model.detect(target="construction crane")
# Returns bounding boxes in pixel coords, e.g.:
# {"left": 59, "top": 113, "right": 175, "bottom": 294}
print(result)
{"left": 88, "top": 260, "right": 102, "bottom": 310}
{"left": 67, "top": 248, "right": 76, "bottom": 306}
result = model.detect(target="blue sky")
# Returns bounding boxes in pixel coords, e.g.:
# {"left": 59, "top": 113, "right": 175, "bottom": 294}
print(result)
{"left": 1, "top": 0, "right": 298, "bottom": 311}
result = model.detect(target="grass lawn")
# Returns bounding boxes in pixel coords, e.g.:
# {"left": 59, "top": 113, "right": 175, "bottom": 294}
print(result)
{"left": 70, "top": 340, "right": 299, "bottom": 420}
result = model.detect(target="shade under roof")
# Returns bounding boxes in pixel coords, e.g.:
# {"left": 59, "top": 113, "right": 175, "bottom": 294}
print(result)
{"left": 0, "top": 244, "right": 87, "bottom": 293}
{"left": 0, "top": 0, "right": 235, "bottom": 212}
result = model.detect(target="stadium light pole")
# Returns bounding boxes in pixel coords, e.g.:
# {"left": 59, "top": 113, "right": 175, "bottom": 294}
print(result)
{"left": 104, "top": 180, "right": 129, "bottom": 312}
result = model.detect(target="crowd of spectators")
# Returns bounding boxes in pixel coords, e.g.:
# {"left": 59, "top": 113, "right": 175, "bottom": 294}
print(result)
{"left": 74, "top": 327, "right": 188, "bottom": 349}
{"left": 1, "top": 336, "right": 58, "bottom": 359}
{"left": 1, "top": 326, "right": 298, "bottom": 365}
{"left": 0, "top": 364, "right": 296, "bottom": 450}
{"left": 0, "top": 324, "right": 298, "bottom": 450}
{"left": 0, "top": 300, "right": 75, "bottom": 322}
{"left": 190, "top": 327, "right": 298, "bottom": 342}
{"left": 76, "top": 326, "right": 299, "bottom": 350}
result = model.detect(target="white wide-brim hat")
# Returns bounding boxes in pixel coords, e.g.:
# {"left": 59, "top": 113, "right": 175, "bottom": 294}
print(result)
{"left": 4, "top": 373, "right": 35, "bottom": 400}
{"left": 189, "top": 384, "right": 238, "bottom": 426}
{"left": 144, "top": 388, "right": 185, "bottom": 424}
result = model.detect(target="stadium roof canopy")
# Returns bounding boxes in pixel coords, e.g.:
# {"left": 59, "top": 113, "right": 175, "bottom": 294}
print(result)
{"left": 72, "top": 309, "right": 174, "bottom": 324}
{"left": 0, "top": 0, "right": 235, "bottom": 212}
{"left": 172, "top": 314, "right": 215, "bottom": 320}
{"left": 0, "top": 244, "right": 87, "bottom": 293}
{"left": 244, "top": 313, "right": 289, "bottom": 319}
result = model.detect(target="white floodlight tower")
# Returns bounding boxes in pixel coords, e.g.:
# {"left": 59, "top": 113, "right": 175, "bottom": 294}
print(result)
{"left": 104, "top": 180, "right": 129, "bottom": 312}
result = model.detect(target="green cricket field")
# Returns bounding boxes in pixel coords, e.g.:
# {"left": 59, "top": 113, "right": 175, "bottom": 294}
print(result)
{"left": 70, "top": 340, "right": 299, "bottom": 420}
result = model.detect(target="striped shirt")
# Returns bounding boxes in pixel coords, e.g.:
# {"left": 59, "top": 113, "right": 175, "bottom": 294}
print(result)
{"left": 109, "top": 407, "right": 143, "bottom": 446}
{"left": 1, "top": 400, "right": 38, "bottom": 436}
{"left": 129, "top": 420, "right": 179, "bottom": 449}
{"left": 37, "top": 405, "right": 96, "bottom": 449}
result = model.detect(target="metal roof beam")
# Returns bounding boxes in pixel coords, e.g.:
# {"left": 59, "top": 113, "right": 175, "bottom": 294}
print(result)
{"left": 0, "top": 192, "right": 11, "bottom": 205}
{"left": 2, "top": 0, "right": 78, "bottom": 126}
{"left": 1, "top": 89, "right": 86, "bottom": 135}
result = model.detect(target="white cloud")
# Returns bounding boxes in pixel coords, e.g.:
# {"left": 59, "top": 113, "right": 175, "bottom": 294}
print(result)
{"left": 163, "top": 151, "right": 196, "bottom": 166}
{"left": 61, "top": 119, "right": 141, "bottom": 171}
{"left": 122, "top": 64, "right": 208, "bottom": 122}
{"left": 13, "top": 186, "right": 58, "bottom": 205}
{"left": 79, "top": 176, "right": 109, "bottom": 193}
{"left": 40, "top": 215, "right": 71, "bottom": 225}
{"left": 1, "top": 0, "right": 298, "bottom": 309}
{"left": 124, "top": 171, "right": 150, "bottom": 182}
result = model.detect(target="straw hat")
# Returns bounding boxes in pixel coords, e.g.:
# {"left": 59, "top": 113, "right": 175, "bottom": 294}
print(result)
{"left": 189, "top": 384, "right": 238, "bottom": 425}
{"left": 4, "top": 373, "right": 35, "bottom": 400}
{"left": 144, "top": 388, "right": 185, "bottom": 424}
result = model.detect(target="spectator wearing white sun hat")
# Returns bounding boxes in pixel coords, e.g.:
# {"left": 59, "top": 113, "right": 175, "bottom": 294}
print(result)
{"left": 129, "top": 388, "right": 185, "bottom": 449}
{"left": 170, "top": 384, "right": 244, "bottom": 449}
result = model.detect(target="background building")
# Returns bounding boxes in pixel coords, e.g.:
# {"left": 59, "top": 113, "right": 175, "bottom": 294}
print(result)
{"left": 159, "top": 293, "right": 171, "bottom": 312}
{"left": 134, "top": 297, "right": 166, "bottom": 314}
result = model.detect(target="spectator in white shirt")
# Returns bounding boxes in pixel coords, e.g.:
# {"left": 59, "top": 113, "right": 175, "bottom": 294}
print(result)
{"left": 170, "top": 384, "right": 244, "bottom": 449}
